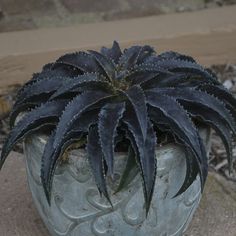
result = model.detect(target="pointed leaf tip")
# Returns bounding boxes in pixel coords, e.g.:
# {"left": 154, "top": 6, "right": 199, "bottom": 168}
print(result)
{"left": 87, "top": 126, "right": 112, "bottom": 206}
{"left": 98, "top": 102, "right": 126, "bottom": 177}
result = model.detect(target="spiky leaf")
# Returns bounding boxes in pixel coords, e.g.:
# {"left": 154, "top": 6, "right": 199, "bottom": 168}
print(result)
{"left": 49, "top": 73, "right": 112, "bottom": 100}
{"left": 198, "top": 84, "right": 236, "bottom": 122}
{"left": 145, "top": 57, "right": 218, "bottom": 83}
{"left": 182, "top": 102, "right": 233, "bottom": 171}
{"left": 149, "top": 87, "right": 236, "bottom": 134}
{"left": 53, "top": 91, "right": 112, "bottom": 149}
{"left": 41, "top": 109, "right": 99, "bottom": 202}
{"left": 101, "top": 41, "right": 122, "bottom": 64}
{"left": 121, "top": 85, "right": 148, "bottom": 140}
{"left": 155, "top": 51, "right": 196, "bottom": 63}
{"left": 98, "top": 102, "right": 125, "bottom": 176}
{"left": 89, "top": 50, "right": 116, "bottom": 81}
{"left": 116, "top": 145, "right": 139, "bottom": 192}
{"left": 87, "top": 126, "right": 112, "bottom": 205}
{"left": 54, "top": 51, "right": 103, "bottom": 73}
{"left": 123, "top": 108, "right": 156, "bottom": 214}
{"left": 119, "top": 46, "right": 154, "bottom": 70}
{"left": 146, "top": 92, "right": 208, "bottom": 190}
{"left": 0, "top": 100, "right": 67, "bottom": 169}
{"left": 15, "top": 75, "right": 66, "bottom": 105}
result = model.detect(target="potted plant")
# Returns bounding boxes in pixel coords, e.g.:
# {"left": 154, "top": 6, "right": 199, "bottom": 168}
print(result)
{"left": 1, "top": 41, "right": 235, "bottom": 236}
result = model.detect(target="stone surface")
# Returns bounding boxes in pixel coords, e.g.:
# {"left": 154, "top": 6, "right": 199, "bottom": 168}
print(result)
{"left": 60, "top": 0, "right": 205, "bottom": 20}
{"left": 0, "top": 0, "right": 54, "bottom": 15}
{"left": 184, "top": 173, "right": 236, "bottom": 236}
{"left": 0, "top": 0, "right": 55, "bottom": 32}
{"left": 61, "top": 0, "right": 120, "bottom": 13}
{"left": 0, "top": 151, "right": 49, "bottom": 236}
{"left": 0, "top": 0, "right": 235, "bottom": 32}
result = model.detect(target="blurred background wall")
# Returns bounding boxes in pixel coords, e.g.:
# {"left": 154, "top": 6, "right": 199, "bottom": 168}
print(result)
{"left": 0, "top": 0, "right": 236, "bottom": 32}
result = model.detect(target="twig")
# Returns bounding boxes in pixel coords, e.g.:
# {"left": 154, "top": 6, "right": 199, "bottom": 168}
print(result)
{"left": 215, "top": 159, "right": 228, "bottom": 171}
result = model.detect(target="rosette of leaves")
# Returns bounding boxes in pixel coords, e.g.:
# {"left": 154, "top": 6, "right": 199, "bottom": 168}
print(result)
{"left": 1, "top": 41, "right": 236, "bottom": 214}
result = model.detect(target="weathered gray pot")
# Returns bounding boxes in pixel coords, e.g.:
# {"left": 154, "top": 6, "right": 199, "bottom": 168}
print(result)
{"left": 23, "top": 128, "right": 211, "bottom": 236}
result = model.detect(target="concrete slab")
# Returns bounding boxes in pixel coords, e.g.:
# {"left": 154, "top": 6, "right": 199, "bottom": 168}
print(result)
{"left": 0, "top": 151, "right": 49, "bottom": 236}
{"left": 185, "top": 173, "right": 236, "bottom": 236}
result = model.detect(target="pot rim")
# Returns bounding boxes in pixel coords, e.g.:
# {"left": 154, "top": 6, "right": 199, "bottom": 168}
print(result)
{"left": 28, "top": 125, "right": 211, "bottom": 158}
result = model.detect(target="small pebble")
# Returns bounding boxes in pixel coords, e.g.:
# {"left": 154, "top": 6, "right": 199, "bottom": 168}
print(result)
{"left": 223, "top": 80, "right": 233, "bottom": 90}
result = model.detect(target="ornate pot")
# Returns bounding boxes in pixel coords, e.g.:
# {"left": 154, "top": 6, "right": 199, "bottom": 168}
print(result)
{"left": 23, "top": 128, "right": 211, "bottom": 236}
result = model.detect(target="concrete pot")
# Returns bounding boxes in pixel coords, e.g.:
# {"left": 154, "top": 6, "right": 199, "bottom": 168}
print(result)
{"left": 23, "top": 128, "right": 211, "bottom": 236}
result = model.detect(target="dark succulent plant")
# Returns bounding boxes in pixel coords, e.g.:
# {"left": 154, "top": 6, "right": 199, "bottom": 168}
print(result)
{"left": 1, "top": 41, "right": 236, "bottom": 214}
